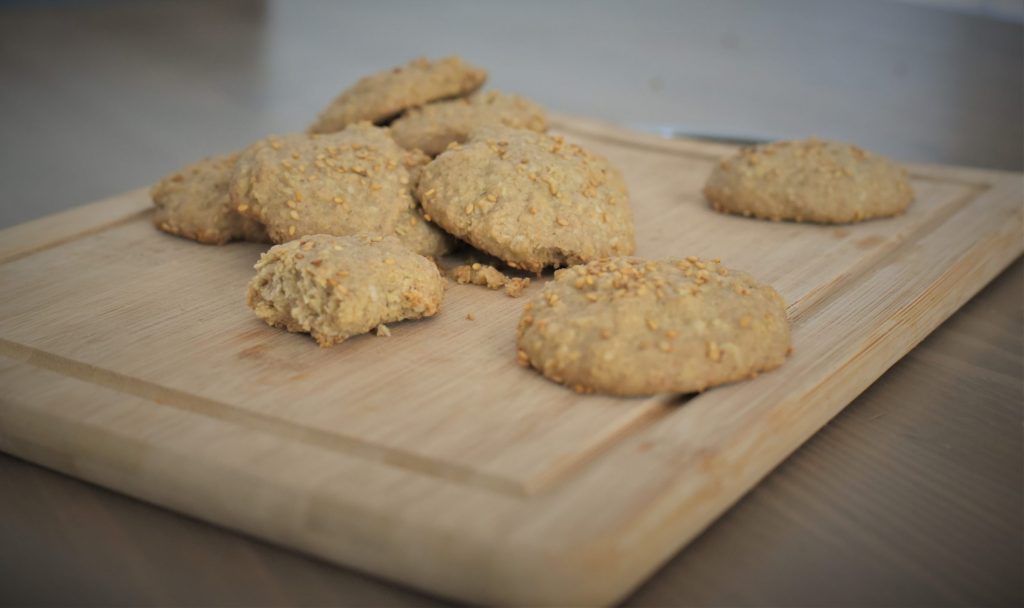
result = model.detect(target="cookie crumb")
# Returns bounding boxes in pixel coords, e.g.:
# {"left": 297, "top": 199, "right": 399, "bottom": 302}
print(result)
{"left": 504, "top": 277, "right": 531, "bottom": 298}
{"left": 448, "top": 263, "right": 509, "bottom": 289}
{"left": 376, "top": 324, "right": 391, "bottom": 337}
{"left": 466, "top": 312, "right": 475, "bottom": 321}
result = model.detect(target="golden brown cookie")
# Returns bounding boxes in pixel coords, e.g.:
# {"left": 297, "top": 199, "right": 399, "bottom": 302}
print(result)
{"left": 516, "top": 257, "right": 791, "bottom": 396}
{"left": 247, "top": 234, "right": 445, "bottom": 347}
{"left": 390, "top": 91, "right": 547, "bottom": 156}
{"left": 308, "top": 56, "right": 487, "bottom": 134}
{"left": 150, "top": 153, "right": 268, "bottom": 245}
{"left": 704, "top": 138, "right": 914, "bottom": 223}
{"left": 229, "top": 123, "right": 453, "bottom": 257}
{"left": 416, "top": 127, "right": 635, "bottom": 272}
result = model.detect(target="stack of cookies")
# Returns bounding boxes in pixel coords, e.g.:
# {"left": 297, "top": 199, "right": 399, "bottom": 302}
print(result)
{"left": 151, "top": 56, "right": 913, "bottom": 396}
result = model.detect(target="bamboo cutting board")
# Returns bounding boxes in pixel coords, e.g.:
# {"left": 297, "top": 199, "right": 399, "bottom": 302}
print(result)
{"left": 0, "top": 115, "right": 1020, "bottom": 606}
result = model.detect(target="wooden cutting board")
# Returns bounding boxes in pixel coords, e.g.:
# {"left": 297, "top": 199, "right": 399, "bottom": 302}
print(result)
{"left": 0, "top": 115, "right": 1020, "bottom": 606}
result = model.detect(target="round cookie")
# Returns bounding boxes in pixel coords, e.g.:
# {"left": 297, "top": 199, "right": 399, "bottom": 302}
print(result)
{"left": 390, "top": 91, "right": 547, "bottom": 156}
{"left": 516, "top": 257, "right": 791, "bottom": 396}
{"left": 150, "top": 153, "right": 268, "bottom": 245}
{"left": 247, "top": 234, "right": 445, "bottom": 347}
{"left": 415, "top": 127, "right": 635, "bottom": 272}
{"left": 704, "top": 138, "right": 914, "bottom": 223}
{"left": 308, "top": 56, "right": 487, "bottom": 134}
{"left": 229, "top": 123, "right": 454, "bottom": 257}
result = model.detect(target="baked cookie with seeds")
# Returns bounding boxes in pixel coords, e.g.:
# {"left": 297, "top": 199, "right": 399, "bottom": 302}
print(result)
{"left": 516, "top": 257, "right": 791, "bottom": 396}
{"left": 308, "top": 56, "right": 487, "bottom": 134}
{"left": 247, "top": 234, "right": 445, "bottom": 347}
{"left": 416, "top": 127, "right": 635, "bottom": 272}
{"left": 390, "top": 91, "right": 547, "bottom": 156}
{"left": 229, "top": 123, "right": 454, "bottom": 257}
{"left": 150, "top": 153, "right": 268, "bottom": 245}
{"left": 704, "top": 138, "right": 914, "bottom": 223}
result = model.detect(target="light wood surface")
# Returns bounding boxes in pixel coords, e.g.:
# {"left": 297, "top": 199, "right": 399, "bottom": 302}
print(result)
{"left": 0, "top": 115, "right": 1019, "bottom": 606}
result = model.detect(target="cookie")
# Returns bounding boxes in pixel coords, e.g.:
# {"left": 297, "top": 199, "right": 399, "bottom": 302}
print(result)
{"left": 704, "top": 138, "right": 914, "bottom": 223}
{"left": 247, "top": 234, "right": 445, "bottom": 347}
{"left": 516, "top": 257, "right": 791, "bottom": 396}
{"left": 150, "top": 153, "right": 268, "bottom": 245}
{"left": 416, "top": 127, "right": 635, "bottom": 272}
{"left": 229, "top": 123, "right": 453, "bottom": 257}
{"left": 308, "top": 56, "right": 487, "bottom": 134}
{"left": 390, "top": 91, "right": 547, "bottom": 156}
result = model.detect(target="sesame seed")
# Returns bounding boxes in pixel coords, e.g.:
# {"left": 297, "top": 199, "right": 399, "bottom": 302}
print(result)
{"left": 706, "top": 341, "right": 722, "bottom": 362}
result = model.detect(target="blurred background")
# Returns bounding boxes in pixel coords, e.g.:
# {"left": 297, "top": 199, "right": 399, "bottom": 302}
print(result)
{"left": 0, "top": 0, "right": 1021, "bottom": 228}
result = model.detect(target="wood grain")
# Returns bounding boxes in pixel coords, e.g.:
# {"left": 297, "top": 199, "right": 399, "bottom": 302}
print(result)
{"left": 1, "top": 259, "right": 1018, "bottom": 607}
{"left": 0, "top": 117, "right": 1020, "bottom": 606}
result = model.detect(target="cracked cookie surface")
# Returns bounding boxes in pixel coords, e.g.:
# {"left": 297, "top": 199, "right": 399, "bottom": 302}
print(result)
{"left": 391, "top": 90, "right": 547, "bottom": 156}
{"left": 229, "top": 123, "right": 453, "bottom": 257}
{"left": 151, "top": 153, "right": 268, "bottom": 245}
{"left": 704, "top": 138, "right": 914, "bottom": 223}
{"left": 516, "top": 257, "right": 791, "bottom": 396}
{"left": 247, "top": 234, "right": 446, "bottom": 347}
{"left": 308, "top": 56, "right": 487, "bottom": 134}
{"left": 416, "top": 127, "right": 635, "bottom": 272}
